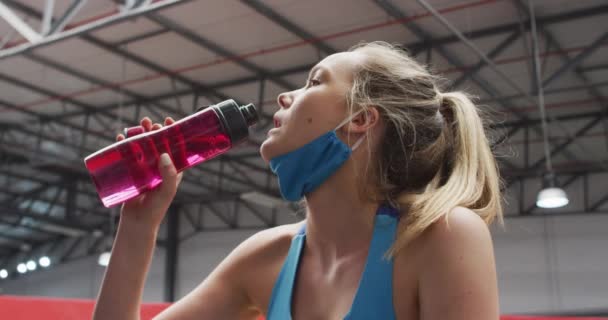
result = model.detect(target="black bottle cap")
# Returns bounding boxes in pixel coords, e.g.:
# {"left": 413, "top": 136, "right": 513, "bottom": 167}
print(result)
{"left": 210, "top": 99, "right": 259, "bottom": 144}
{"left": 240, "top": 103, "right": 259, "bottom": 127}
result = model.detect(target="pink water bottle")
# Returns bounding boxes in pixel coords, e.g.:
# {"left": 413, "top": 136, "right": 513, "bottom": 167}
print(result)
{"left": 84, "top": 99, "right": 258, "bottom": 207}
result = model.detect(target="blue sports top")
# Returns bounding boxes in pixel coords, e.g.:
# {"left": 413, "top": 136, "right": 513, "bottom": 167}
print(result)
{"left": 266, "top": 204, "right": 400, "bottom": 319}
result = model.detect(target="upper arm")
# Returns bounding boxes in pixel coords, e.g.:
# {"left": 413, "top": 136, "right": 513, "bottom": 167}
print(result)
{"left": 153, "top": 226, "right": 293, "bottom": 320}
{"left": 418, "top": 207, "right": 499, "bottom": 320}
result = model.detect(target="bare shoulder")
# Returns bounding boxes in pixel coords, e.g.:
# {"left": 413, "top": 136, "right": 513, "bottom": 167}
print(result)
{"left": 152, "top": 221, "right": 305, "bottom": 319}
{"left": 227, "top": 220, "right": 305, "bottom": 312}
{"left": 409, "top": 207, "right": 499, "bottom": 319}
{"left": 421, "top": 206, "right": 491, "bottom": 249}
{"left": 235, "top": 221, "right": 305, "bottom": 264}
{"left": 394, "top": 206, "right": 492, "bottom": 264}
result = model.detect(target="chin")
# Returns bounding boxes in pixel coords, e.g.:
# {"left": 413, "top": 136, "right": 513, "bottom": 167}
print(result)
{"left": 259, "top": 139, "right": 272, "bottom": 164}
{"left": 260, "top": 134, "right": 288, "bottom": 164}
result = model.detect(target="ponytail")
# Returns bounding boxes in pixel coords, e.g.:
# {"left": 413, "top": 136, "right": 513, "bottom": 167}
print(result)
{"left": 345, "top": 41, "right": 502, "bottom": 257}
{"left": 389, "top": 91, "right": 503, "bottom": 255}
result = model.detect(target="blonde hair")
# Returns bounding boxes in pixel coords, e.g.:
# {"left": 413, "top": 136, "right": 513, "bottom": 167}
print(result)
{"left": 346, "top": 41, "right": 503, "bottom": 255}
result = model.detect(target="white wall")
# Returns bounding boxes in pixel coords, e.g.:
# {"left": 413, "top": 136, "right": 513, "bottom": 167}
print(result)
{"left": 1, "top": 212, "right": 607, "bottom": 314}
{"left": 493, "top": 214, "right": 608, "bottom": 313}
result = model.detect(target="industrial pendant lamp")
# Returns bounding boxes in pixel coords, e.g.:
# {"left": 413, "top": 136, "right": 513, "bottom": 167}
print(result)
{"left": 536, "top": 172, "right": 569, "bottom": 209}
{"left": 529, "top": 1, "right": 568, "bottom": 209}
{"left": 98, "top": 251, "right": 111, "bottom": 267}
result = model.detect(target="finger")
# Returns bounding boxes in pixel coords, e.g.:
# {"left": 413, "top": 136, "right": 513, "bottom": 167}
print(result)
{"left": 151, "top": 123, "right": 162, "bottom": 131}
{"left": 176, "top": 172, "right": 183, "bottom": 187}
{"left": 116, "top": 133, "right": 125, "bottom": 141}
{"left": 141, "top": 117, "right": 152, "bottom": 131}
{"left": 124, "top": 126, "right": 145, "bottom": 138}
{"left": 164, "top": 117, "right": 175, "bottom": 126}
{"left": 158, "top": 153, "right": 178, "bottom": 200}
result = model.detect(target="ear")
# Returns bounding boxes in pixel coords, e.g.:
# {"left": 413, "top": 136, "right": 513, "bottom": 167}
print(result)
{"left": 345, "top": 107, "right": 381, "bottom": 134}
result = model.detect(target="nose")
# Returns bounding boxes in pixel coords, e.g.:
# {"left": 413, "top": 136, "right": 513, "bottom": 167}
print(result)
{"left": 277, "top": 92, "right": 292, "bottom": 109}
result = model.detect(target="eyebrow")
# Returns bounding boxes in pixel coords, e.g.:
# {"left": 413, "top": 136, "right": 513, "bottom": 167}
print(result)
{"left": 308, "top": 65, "right": 325, "bottom": 79}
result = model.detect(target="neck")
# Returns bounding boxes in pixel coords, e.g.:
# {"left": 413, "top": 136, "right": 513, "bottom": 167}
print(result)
{"left": 303, "top": 159, "right": 379, "bottom": 265}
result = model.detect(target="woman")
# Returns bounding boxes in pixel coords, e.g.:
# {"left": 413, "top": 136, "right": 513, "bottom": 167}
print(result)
{"left": 93, "top": 41, "right": 502, "bottom": 320}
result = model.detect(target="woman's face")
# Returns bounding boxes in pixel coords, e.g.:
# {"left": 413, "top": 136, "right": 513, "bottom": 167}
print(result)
{"left": 260, "top": 52, "right": 365, "bottom": 163}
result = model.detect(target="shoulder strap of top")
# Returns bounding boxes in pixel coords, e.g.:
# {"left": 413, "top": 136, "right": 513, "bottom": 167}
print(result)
{"left": 266, "top": 231, "right": 305, "bottom": 320}
{"left": 345, "top": 206, "right": 399, "bottom": 319}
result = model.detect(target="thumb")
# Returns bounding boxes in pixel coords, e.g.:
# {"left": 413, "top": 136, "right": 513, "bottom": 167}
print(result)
{"left": 158, "top": 153, "right": 178, "bottom": 199}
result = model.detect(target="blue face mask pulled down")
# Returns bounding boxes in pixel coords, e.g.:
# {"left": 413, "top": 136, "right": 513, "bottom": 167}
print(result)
{"left": 269, "top": 113, "right": 365, "bottom": 201}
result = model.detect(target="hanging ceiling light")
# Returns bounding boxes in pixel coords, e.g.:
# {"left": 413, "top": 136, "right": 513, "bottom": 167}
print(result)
{"left": 529, "top": 2, "right": 568, "bottom": 210}
{"left": 17, "top": 263, "right": 27, "bottom": 274}
{"left": 537, "top": 187, "right": 569, "bottom": 209}
{"left": 98, "top": 251, "right": 111, "bottom": 267}
{"left": 26, "top": 260, "right": 36, "bottom": 271}
{"left": 39, "top": 256, "right": 51, "bottom": 268}
{"left": 536, "top": 173, "right": 569, "bottom": 209}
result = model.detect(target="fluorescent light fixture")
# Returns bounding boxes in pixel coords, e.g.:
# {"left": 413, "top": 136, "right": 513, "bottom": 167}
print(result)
{"left": 537, "top": 187, "right": 569, "bottom": 209}
{"left": 26, "top": 260, "right": 36, "bottom": 271}
{"left": 0, "top": 269, "right": 7, "bottom": 279}
{"left": 240, "top": 191, "right": 285, "bottom": 209}
{"left": 39, "top": 256, "right": 51, "bottom": 268}
{"left": 17, "top": 263, "right": 27, "bottom": 274}
{"left": 98, "top": 251, "right": 111, "bottom": 267}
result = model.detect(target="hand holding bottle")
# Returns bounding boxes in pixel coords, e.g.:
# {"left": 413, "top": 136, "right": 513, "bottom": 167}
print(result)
{"left": 116, "top": 117, "right": 183, "bottom": 231}
{"left": 85, "top": 99, "right": 257, "bottom": 208}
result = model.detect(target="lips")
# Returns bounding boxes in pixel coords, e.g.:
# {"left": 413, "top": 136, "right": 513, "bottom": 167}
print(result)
{"left": 273, "top": 116, "right": 282, "bottom": 128}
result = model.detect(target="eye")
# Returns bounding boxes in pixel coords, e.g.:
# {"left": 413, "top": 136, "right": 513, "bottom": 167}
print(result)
{"left": 307, "top": 79, "right": 321, "bottom": 87}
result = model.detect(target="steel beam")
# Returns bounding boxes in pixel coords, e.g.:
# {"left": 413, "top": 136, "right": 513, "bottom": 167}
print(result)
{"left": 414, "top": 0, "right": 593, "bottom": 169}
{"left": 5, "top": 1, "right": 234, "bottom": 128}
{"left": 238, "top": 199, "right": 274, "bottom": 227}
{"left": 4, "top": 0, "right": 604, "bottom": 86}
{"left": 0, "top": 72, "right": 116, "bottom": 121}
{"left": 450, "top": 31, "right": 520, "bottom": 89}
{"left": 205, "top": 202, "right": 237, "bottom": 228}
{"left": 58, "top": 236, "right": 82, "bottom": 263}
{"left": 542, "top": 31, "right": 608, "bottom": 89}
{"left": 48, "top": 0, "right": 87, "bottom": 35}
{"left": 580, "top": 64, "right": 608, "bottom": 73}
{"left": 373, "top": 0, "right": 537, "bottom": 170}
{"left": 24, "top": 52, "right": 187, "bottom": 119}
{"left": 408, "top": 4, "right": 608, "bottom": 53}
{"left": 0, "top": 78, "right": 270, "bottom": 200}
{"left": 2, "top": 119, "right": 276, "bottom": 201}
{"left": 145, "top": 12, "right": 297, "bottom": 91}
{"left": 480, "top": 81, "right": 608, "bottom": 106}
{"left": 113, "top": 27, "right": 170, "bottom": 46}
{"left": 589, "top": 193, "right": 608, "bottom": 212}
{"left": 81, "top": 34, "right": 230, "bottom": 102}
{"left": 239, "top": 0, "right": 337, "bottom": 55}
{"left": 0, "top": 168, "right": 102, "bottom": 210}
{"left": 40, "top": 0, "right": 54, "bottom": 35}
{"left": 527, "top": 107, "right": 603, "bottom": 172}
{"left": 512, "top": 0, "right": 608, "bottom": 162}
{"left": 2, "top": 205, "right": 92, "bottom": 236}
{"left": 0, "top": 2, "right": 41, "bottom": 43}
{"left": 0, "top": 0, "right": 190, "bottom": 59}
{"left": 54, "top": 67, "right": 608, "bottom": 125}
